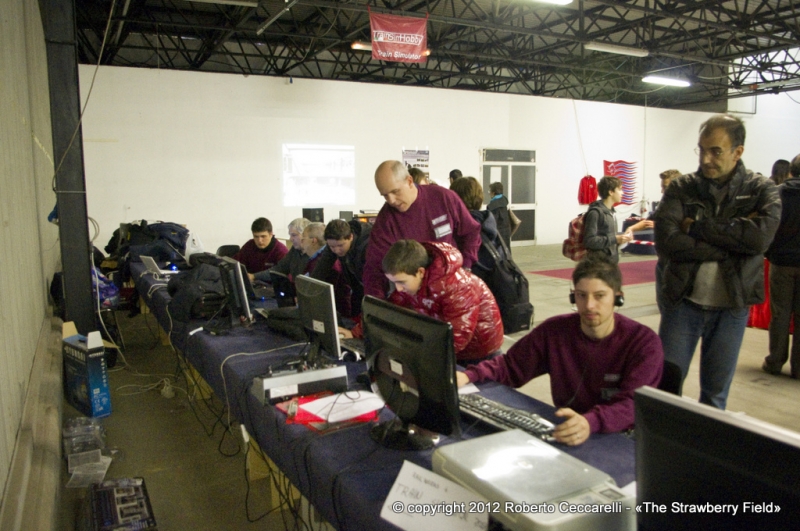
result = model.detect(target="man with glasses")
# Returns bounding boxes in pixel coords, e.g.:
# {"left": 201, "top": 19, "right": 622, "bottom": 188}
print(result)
{"left": 654, "top": 114, "right": 781, "bottom": 409}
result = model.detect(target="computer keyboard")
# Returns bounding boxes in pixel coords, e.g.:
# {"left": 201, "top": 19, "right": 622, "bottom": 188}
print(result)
{"left": 340, "top": 338, "right": 365, "bottom": 361}
{"left": 459, "top": 393, "right": 556, "bottom": 441}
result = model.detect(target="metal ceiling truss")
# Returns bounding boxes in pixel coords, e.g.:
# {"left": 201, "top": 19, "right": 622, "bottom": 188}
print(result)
{"left": 74, "top": 0, "right": 800, "bottom": 109}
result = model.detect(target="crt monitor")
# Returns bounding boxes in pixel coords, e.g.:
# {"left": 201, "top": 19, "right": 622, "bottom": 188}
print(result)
{"left": 362, "top": 295, "right": 460, "bottom": 451}
{"left": 217, "top": 256, "right": 253, "bottom": 327}
{"left": 302, "top": 208, "right": 324, "bottom": 223}
{"left": 635, "top": 386, "right": 800, "bottom": 531}
{"left": 296, "top": 275, "right": 341, "bottom": 365}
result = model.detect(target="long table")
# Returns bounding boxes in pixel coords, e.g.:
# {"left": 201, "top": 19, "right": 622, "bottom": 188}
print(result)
{"left": 132, "top": 262, "right": 636, "bottom": 530}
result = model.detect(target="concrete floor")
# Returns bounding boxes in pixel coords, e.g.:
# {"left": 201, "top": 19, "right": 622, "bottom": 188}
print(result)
{"left": 58, "top": 244, "right": 800, "bottom": 530}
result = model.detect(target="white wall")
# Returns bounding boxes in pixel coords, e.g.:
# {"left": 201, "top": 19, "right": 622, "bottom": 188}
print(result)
{"left": 79, "top": 66, "right": 800, "bottom": 250}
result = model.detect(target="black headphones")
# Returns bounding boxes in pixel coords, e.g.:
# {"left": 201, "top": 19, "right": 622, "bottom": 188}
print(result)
{"left": 569, "top": 291, "right": 625, "bottom": 307}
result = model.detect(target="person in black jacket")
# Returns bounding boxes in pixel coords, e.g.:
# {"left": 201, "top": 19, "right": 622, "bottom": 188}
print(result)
{"left": 315, "top": 218, "right": 372, "bottom": 317}
{"left": 487, "top": 182, "right": 512, "bottom": 251}
{"left": 450, "top": 177, "right": 510, "bottom": 272}
{"left": 763, "top": 153, "right": 800, "bottom": 377}
{"left": 654, "top": 114, "right": 781, "bottom": 409}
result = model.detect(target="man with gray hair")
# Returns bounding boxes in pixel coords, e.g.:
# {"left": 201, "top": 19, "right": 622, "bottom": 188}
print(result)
{"left": 364, "top": 160, "right": 481, "bottom": 298}
{"left": 654, "top": 114, "right": 781, "bottom": 409}
{"left": 256, "top": 217, "right": 310, "bottom": 282}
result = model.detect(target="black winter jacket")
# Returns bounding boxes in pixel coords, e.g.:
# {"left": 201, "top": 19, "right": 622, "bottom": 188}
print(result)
{"left": 765, "top": 178, "right": 800, "bottom": 267}
{"left": 653, "top": 161, "right": 781, "bottom": 308}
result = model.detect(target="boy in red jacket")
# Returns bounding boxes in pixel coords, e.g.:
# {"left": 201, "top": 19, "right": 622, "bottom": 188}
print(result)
{"left": 382, "top": 240, "right": 504, "bottom": 363}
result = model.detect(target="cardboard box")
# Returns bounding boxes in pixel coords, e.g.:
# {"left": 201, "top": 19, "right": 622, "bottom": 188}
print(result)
{"left": 63, "top": 322, "right": 112, "bottom": 418}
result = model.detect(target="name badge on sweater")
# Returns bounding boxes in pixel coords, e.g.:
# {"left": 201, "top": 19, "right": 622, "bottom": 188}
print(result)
{"left": 433, "top": 215, "right": 452, "bottom": 239}
{"left": 434, "top": 223, "right": 452, "bottom": 238}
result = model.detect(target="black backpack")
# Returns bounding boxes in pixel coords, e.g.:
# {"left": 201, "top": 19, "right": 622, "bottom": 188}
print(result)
{"left": 472, "top": 233, "right": 534, "bottom": 334}
{"left": 167, "top": 264, "right": 227, "bottom": 322}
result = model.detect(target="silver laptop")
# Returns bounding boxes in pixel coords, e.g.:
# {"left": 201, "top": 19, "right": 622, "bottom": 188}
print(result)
{"left": 140, "top": 255, "right": 178, "bottom": 276}
{"left": 433, "top": 429, "right": 634, "bottom": 531}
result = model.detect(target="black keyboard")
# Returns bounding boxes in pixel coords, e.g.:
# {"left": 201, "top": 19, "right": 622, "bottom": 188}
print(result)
{"left": 459, "top": 393, "right": 556, "bottom": 441}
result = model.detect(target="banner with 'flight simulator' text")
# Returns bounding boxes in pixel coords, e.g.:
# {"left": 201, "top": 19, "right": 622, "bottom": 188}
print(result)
{"left": 370, "top": 12, "right": 428, "bottom": 63}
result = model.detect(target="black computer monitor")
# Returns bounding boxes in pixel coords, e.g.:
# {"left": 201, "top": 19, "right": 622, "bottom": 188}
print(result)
{"left": 295, "top": 275, "right": 342, "bottom": 366}
{"left": 302, "top": 208, "right": 324, "bottom": 223}
{"left": 217, "top": 256, "right": 252, "bottom": 327}
{"left": 635, "top": 386, "right": 800, "bottom": 531}
{"left": 269, "top": 270, "right": 296, "bottom": 308}
{"left": 362, "top": 295, "right": 460, "bottom": 451}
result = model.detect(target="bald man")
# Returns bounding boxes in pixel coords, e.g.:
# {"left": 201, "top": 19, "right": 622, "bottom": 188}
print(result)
{"left": 363, "top": 160, "right": 481, "bottom": 299}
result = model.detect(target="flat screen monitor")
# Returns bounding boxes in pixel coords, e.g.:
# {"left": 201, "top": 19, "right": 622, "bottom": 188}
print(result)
{"left": 218, "top": 256, "right": 252, "bottom": 327}
{"left": 362, "top": 295, "right": 460, "bottom": 451}
{"left": 296, "top": 275, "right": 341, "bottom": 365}
{"left": 302, "top": 207, "right": 324, "bottom": 223}
{"left": 269, "top": 270, "right": 296, "bottom": 308}
{"left": 635, "top": 386, "right": 800, "bottom": 531}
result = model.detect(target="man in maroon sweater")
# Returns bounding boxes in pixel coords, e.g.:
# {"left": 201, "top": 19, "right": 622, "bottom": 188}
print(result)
{"left": 364, "top": 160, "right": 481, "bottom": 299}
{"left": 234, "top": 217, "right": 288, "bottom": 276}
{"left": 457, "top": 255, "right": 663, "bottom": 446}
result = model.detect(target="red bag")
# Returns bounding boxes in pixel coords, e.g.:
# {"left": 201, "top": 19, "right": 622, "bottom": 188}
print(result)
{"left": 562, "top": 213, "right": 587, "bottom": 262}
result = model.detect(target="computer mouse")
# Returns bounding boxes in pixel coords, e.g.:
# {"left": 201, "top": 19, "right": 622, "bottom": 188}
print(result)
{"left": 342, "top": 350, "right": 358, "bottom": 363}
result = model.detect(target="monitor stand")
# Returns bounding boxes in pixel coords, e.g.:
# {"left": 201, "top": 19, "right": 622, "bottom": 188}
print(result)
{"left": 370, "top": 418, "right": 440, "bottom": 451}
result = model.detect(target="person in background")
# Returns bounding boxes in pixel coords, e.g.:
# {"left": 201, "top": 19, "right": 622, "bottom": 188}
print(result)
{"left": 770, "top": 159, "right": 791, "bottom": 186}
{"left": 456, "top": 254, "right": 663, "bottom": 446}
{"left": 315, "top": 218, "right": 372, "bottom": 318}
{"left": 299, "top": 222, "right": 347, "bottom": 313}
{"left": 257, "top": 218, "right": 310, "bottom": 283}
{"left": 233, "top": 217, "right": 288, "bottom": 275}
{"left": 450, "top": 177, "right": 509, "bottom": 271}
{"left": 408, "top": 167, "right": 431, "bottom": 185}
{"left": 654, "top": 169, "right": 683, "bottom": 313}
{"left": 583, "top": 176, "right": 633, "bottom": 264}
{"left": 363, "top": 160, "right": 481, "bottom": 299}
{"left": 763, "top": 153, "right": 800, "bottom": 377}
{"left": 382, "top": 239, "right": 503, "bottom": 364}
{"left": 486, "top": 181, "right": 512, "bottom": 250}
{"left": 654, "top": 113, "right": 780, "bottom": 409}
{"left": 449, "top": 169, "right": 462, "bottom": 184}
{"left": 659, "top": 169, "right": 682, "bottom": 195}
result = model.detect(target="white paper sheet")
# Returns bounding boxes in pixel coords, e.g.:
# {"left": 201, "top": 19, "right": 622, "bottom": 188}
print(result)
{"left": 381, "top": 460, "right": 488, "bottom": 531}
{"left": 298, "top": 391, "right": 384, "bottom": 423}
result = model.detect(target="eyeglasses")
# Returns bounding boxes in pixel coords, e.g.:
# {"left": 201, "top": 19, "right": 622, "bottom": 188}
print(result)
{"left": 694, "top": 147, "right": 733, "bottom": 159}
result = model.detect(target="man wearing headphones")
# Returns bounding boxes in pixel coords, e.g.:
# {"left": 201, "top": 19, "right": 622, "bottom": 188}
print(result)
{"left": 456, "top": 254, "right": 663, "bottom": 446}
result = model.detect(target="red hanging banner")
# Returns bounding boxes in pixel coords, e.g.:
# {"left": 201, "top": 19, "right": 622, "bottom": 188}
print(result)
{"left": 369, "top": 12, "right": 428, "bottom": 63}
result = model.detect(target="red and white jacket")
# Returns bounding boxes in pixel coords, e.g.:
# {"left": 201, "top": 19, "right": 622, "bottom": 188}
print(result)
{"left": 389, "top": 242, "right": 504, "bottom": 361}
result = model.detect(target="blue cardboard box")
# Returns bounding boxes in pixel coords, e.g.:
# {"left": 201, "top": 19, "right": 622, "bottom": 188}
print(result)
{"left": 63, "top": 323, "right": 112, "bottom": 418}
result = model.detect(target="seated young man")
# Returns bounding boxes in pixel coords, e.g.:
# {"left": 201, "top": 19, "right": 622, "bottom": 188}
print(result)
{"left": 457, "top": 254, "right": 663, "bottom": 446}
{"left": 233, "top": 217, "right": 288, "bottom": 275}
{"left": 380, "top": 239, "right": 504, "bottom": 363}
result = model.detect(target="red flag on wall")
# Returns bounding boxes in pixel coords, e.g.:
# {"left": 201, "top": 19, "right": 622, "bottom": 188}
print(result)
{"left": 369, "top": 12, "right": 428, "bottom": 63}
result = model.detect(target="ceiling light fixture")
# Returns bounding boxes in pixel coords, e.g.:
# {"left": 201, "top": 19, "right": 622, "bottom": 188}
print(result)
{"left": 351, "top": 41, "right": 372, "bottom": 51}
{"left": 584, "top": 42, "right": 649, "bottom": 58}
{"left": 188, "top": 0, "right": 259, "bottom": 8}
{"left": 533, "top": 0, "right": 573, "bottom": 5}
{"left": 642, "top": 75, "right": 691, "bottom": 88}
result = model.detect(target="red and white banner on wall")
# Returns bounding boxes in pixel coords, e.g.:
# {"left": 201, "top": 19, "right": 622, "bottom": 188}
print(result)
{"left": 604, "top": 160, "right": 638, "bottom": 205}
{"left": 369, "top": 12, "right": 428, "bottom": 63}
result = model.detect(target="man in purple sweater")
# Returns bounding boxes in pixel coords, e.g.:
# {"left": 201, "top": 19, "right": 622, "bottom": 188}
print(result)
{"left": 233, "top": 217, "right": 288, "bottom": 276}
{"left": 457, "top": 255, "right": 663, "bottom": 446}
{"left": 364, "top": 160, "right": 481, "bottom": 298}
